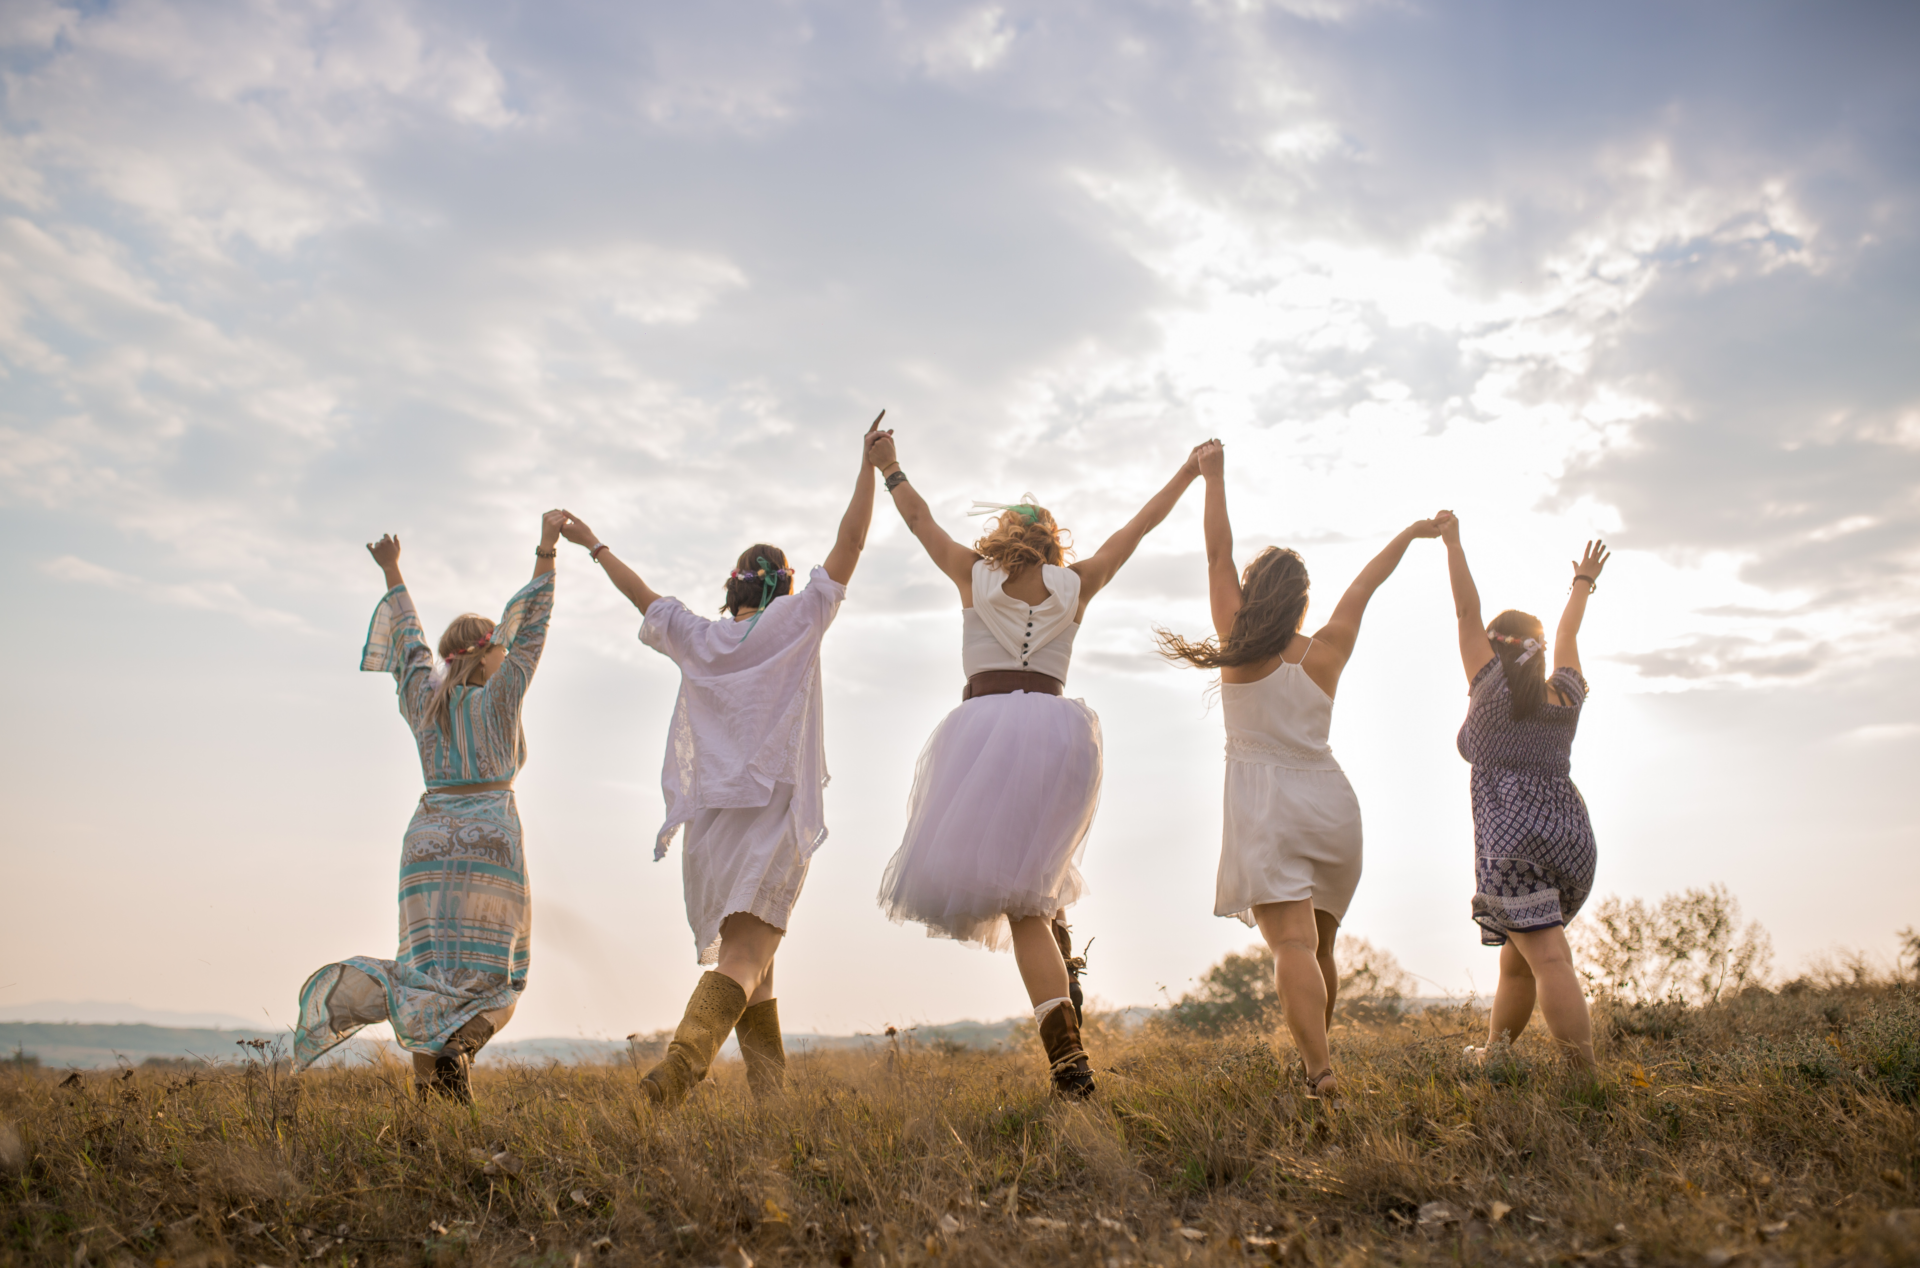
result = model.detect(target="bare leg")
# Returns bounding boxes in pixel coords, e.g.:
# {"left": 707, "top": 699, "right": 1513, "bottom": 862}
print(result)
{"left": 1253, "top": 899, "right": 1332, "bottom": 1088}
{"left": 1314, "top": 909, "right": 1340, "bottom": 1031}
{"left": 1008, "top": 915, "right": 1070, "bottom": 1006}
{"left": 714, "top": 912, "right": 784, "bottom": 1003}
{"left": 1488, "top": 939, "right": 1536, "bottom": 1045}
{"left": 1505, "top": 925, "right": 1595, "bottom": 1070}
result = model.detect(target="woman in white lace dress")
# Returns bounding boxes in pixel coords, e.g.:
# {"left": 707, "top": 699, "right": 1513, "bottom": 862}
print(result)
{"left": 870, "top": 431, "right": 1204, "bottom": 1097}
{"left": 559, "top": 416, "right": 887, "bottom": 1106}
{"left": 1158, "top": 441, "right": 1441, "bottom": 1098}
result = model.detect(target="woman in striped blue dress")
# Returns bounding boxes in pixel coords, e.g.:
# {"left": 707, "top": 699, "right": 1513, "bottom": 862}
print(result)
{"left": 293, "top": 510, "right": 565, "bottom": 1101}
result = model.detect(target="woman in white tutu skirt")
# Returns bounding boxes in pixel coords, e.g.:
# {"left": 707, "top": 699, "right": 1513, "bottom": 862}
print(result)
{"left": 869, "top": 431, "right": 1204, "bottom": 1097}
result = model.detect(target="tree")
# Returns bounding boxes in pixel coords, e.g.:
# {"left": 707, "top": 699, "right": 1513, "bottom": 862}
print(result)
{"left": 1164, "top": 936, "right": 1416, "bottom": 1033}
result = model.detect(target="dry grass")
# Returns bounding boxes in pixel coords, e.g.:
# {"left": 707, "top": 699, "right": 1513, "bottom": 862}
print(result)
{"left": 4, "top": 983, "right": 1919, "bottom": 1267}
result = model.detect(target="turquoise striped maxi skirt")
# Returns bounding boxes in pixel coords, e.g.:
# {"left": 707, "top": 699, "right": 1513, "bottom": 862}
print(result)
{"left": 295, "top": 789, "right": 531, "bottom": 1069}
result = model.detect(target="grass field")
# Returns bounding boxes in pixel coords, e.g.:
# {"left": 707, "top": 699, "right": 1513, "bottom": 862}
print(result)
{"left": 4, "top": 982, "right": 1918, "bottom": 1267}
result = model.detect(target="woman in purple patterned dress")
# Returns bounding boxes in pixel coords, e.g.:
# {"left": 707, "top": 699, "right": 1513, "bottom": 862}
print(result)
{"left": 1437, "top": 510, "right": 1609, "bottom": 1071}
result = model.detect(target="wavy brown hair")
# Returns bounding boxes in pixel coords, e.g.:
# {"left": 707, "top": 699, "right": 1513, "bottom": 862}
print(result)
{"left": 1156, "top": 546, "right": 1311, "bottom": 670}
{"left": 1488, "top": 609, "right": 1548, "bottom": 720}
{"left": 721, "top": 543, "right": 793, "bottom": 616}
{"left": 974, "top": 506, "right": 1072, "bottom": 572}
{"left": 426, "top": 612, "right": 497, "bottom": 737}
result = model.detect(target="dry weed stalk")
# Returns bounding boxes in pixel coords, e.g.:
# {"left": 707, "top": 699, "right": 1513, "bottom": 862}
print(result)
{"left": 3, "top": 982, "right": 1918, "bottom": 1266}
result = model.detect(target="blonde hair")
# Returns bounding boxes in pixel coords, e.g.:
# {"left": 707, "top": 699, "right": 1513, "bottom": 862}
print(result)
{"left": 973, "top": 505, "right": 1072, "bottom": 572}
{"left": 1157, "top": 546, "right": 1310, "bottom": 670}
{"left": 426, "top": 612, "right": 496, "bottom": 737}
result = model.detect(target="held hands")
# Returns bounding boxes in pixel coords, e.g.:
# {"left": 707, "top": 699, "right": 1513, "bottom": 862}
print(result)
{"left": 557, "top": 511, "right": 598, "bottom": 548}
{"left": 1573, "top": 539, "right": 1611, "bottom": 588}
{"left": 866, "top": 426, "right": 898, "bottom": 472}
{"left": 540, "top": 509, "right": 568, "bottom": 548}
{"left": 1434, "top": 510, "right": 1460, "bottom": 545}
{"left": 1407, "top": 517, "right": 1446, "bottom": 539}
{"left": 1194, "top": 438, "right": 1224, "bottom": 480}
{"left": 366, "top": 534, "right": 401, "bottom": 568}
{"left": 1179, "top": 438, "right": 1219, "bottom": 481}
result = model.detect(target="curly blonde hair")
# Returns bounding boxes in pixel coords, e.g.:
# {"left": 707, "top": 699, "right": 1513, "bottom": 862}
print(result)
{"left": 974, "top": 504, "right": 1073, "bottom": 572}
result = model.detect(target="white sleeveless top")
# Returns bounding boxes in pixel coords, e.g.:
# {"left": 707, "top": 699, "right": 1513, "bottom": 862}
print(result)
{"left": 1219, "top": 641, "right": 1343, "bottom": 771}
{"left": 961, "top": 559, "right": 1081, "bottom": 682}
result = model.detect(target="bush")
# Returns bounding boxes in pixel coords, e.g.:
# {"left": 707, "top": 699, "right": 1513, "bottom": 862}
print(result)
{"left": 1572, "top": 883, "right": 1773, "bottom": 1005}
{"left": 1162, "top": 936, "right": 1414, "bottom": 1034}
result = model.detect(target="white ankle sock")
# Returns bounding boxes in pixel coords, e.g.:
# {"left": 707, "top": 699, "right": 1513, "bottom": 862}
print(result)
{"left": 1033, "top": 996, "right": 1073, "bottom": 1024}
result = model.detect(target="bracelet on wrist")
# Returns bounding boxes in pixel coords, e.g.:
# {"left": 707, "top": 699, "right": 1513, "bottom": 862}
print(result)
{"left": 1572, "top": 574, "right": 1596, "bottom": 594}
{"left": 885, "top": 470, "right": 909, "bottom": 493}
{"left": 589, "top": 543, "right": 610, "bottom": 563}
{"left": 535, "top": 546, "right": 559, "bottom": 559}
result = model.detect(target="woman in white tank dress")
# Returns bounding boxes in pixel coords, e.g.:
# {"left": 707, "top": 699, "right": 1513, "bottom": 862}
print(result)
{"left": 1159, "top": 440, "right": 1442, "bottom": 1098}
{"left": 555, "top": 416, "right": 887, "bottom": 1107}
{"left": 870, "top": 431, "right": 1205, "bottom": 1097}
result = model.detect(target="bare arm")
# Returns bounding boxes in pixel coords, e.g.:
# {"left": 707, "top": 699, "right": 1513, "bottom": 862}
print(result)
{"left": 367, "top": 533, "right": 404, "bottom": 590}
{"left": 1196, "top": 441, "right": 1241, "bottom": 639}
{"left": 1437, "top": 511, "right": 1493, "bottom": 683}
{"left": 1554, "top": 539, "right": 1610, "bottom": 676}
{"left": 867, "top": 431, "right": 978, "bottom": 592}
{"left": 823, "top": 412, "right": 888, "bottom": 585}
{"left": 559, "top": 512, "right": 662, "bottom": 614}
{"left": 1312, "top": 517, "right": 1443, "bottom": 663}
{"left": 1072, "top": 443, "right": 1207, "bottom": 610}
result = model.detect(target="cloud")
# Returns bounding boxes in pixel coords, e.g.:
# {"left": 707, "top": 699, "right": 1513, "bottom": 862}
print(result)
{"left": 43, "top": 554, "right": 319, "bottom": 633}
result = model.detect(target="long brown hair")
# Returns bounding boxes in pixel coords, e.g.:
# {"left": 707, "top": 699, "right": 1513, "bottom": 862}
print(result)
{"left": 1156, "top": 546, "right": 1311, "bottom": 670}
{"left": 974, "top": 506, "right": 1072, "bottom": 572}
{"left": 426, "top": 613, "right": 496, "bottom": 737}
{"left": 721, "top": 544, "right": 793, "bottom": 616}
{"left": 1488, "top": 609, "right": 1548, "bottom": 720}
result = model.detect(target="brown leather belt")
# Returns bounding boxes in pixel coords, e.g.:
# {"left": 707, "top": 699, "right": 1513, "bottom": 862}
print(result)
{"left": 424, "top": 780, "right": 514, "bottom": 796}
{"left": 962, "top": 670, "right": 1065, "bottom": 702}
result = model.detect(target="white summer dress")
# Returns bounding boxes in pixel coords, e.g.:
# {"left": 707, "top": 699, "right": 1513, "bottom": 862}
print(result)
{"left": 877, "top": 560, "right": 1104, "bottom": 950}
{"left": 640, "top": 566, "right": 845, "bottom": 964}
{"left": 1216, "top": 640, "right": 1364, "bottom": 925}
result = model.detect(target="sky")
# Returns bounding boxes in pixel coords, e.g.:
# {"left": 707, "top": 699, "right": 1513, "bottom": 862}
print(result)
{"left": 2, "top": 0, "right": 1917, "bottom": 1042}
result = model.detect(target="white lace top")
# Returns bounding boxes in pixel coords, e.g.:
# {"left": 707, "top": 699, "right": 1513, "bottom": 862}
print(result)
{"left": 639, "top": 566, "right": 846, "bottom": 860}
{"left": 961, "top": 558, "right": 1080, "bottom": 682}
{"left": 1219, "top": 640, "right": 1343, "bottom": 771}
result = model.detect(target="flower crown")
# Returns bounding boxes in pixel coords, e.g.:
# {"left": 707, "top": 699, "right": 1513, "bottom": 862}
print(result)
{"left": 729, "top": 565, "right": 793, "bottom": 582}
{"left": 1488, "top": 630, "right": 1542, "bottom": 665}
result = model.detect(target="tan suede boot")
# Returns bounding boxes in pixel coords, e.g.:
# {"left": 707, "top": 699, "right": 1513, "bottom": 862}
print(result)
{"left": 735, "top": 998, "right": 788, "bottom": 1100}
{"left": 1039, "top": 1001, "right": 1096, "bottom": 1099}
{"left": 642, "top": 971, "right": 749, "bottom": 1107}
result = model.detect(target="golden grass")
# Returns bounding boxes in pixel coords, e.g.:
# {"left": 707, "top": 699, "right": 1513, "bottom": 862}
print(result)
{"left": 4, "top": 983, "right": 1918, "bottom": 1267}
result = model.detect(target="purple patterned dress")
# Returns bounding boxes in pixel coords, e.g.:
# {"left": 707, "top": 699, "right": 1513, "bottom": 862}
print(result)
{"left": 1456, "top": 658, "right": 1596, "bottom": 947}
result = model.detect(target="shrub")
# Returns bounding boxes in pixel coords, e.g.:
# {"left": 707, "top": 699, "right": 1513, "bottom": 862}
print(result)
{"left": 1572, "top": 883, "right": 1773, "bottom": 1005}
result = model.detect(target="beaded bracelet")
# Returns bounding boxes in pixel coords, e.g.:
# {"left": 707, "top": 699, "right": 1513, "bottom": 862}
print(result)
{"left": 1572, "top": 573, "right": 1596, "bottom": 594}
{"left": 535, "top": 547, "right": 559, "bottom": 559}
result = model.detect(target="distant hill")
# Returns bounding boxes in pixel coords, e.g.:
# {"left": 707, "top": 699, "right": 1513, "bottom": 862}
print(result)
{"left": 0, "top": 1000, "right": 262, "bottom": 1029}
{"left": 3, "top": 1008, "right": 1164, "bottom": 1070}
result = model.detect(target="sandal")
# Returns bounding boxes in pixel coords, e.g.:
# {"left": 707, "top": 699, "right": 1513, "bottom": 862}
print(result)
{"left": 1304, "top": 1068, "right": 1338, "bottom": 1100}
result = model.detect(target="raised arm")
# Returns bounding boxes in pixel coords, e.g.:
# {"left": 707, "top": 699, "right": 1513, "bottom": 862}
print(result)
{"left": 823, "top": 412, "right": 888, "bottom": 585}
{"left": 560, "top": 512, "right": 662, "bottom": 614}
{"left": 1072, "top": 443, "right": 1206, "bottom": 608}
{"left": 1554, "top": 539, "right": 1609, "bottom": 676}
{"left": 1437, "top": 511, "right": 1492, "bottom": 683}
{"left": 1197, "top": 441, "right": 1241, "bottom": 640}
{"left": 869, "top": 431, "right": 978, "bottom": 592}
{"left": 1311, "top": 516, "right": 1443, "bottom": 663}
{"left": 367, "top": 533, "right": 405, "bottom": 590}
{"left": 534, "top": 510, "right": 564, "bottom": 579}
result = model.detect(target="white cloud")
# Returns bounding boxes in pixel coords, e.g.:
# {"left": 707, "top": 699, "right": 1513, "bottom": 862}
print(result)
{"left": 43, "top": 554, "right": 319, "bottom": 633}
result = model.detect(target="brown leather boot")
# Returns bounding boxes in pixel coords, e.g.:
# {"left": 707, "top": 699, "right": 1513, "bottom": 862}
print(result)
{"left": 423, "top": 1013, "right": 497, "bottom": 1104}
{"left": 1051, "top": 918, "right": 1088, "bottom": 1024}
{"left": 642, "top": 972, "right": 749, "bottom": 1108}
{"left": 1038, "top": 1001, "right": 1096, "bottom": 1099}
{"left": 734, "top": 998, "right": 787, "bottom": 1100}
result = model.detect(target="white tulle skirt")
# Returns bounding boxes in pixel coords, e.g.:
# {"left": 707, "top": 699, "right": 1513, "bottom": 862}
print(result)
{"left": 877, "top": 690, "right": 1103, "bottom": 950}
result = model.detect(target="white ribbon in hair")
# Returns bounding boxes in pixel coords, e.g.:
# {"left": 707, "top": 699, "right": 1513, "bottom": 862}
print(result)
{"left": 967, "top": 492, "right": 1042, "bottom": 519}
